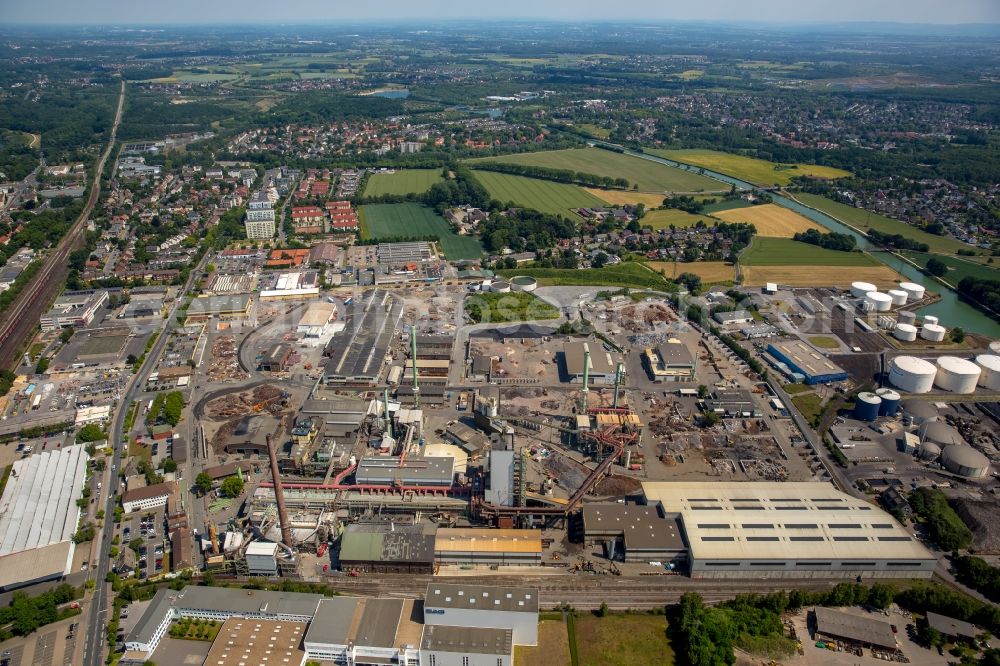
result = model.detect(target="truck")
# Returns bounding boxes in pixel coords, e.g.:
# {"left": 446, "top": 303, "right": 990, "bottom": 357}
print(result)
{"left": 31, "top": 394, "right": 41, "bottom": 410}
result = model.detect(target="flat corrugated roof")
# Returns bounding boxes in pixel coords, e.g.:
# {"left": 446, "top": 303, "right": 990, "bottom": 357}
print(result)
{"left": 641, "top": 482, "right": 935, "bottom": 562}
{"left": 0, "top": 541, "right": 74, "bottom": 589}
{"left": 421, "top": 624, "right": 512, "bottom": 656}
{"left": 187, "top": 293, "right": 252, "bottom": 315}
{"left": 581, "top": 505, "right": 686, "bottom": 552}
{"left": 768, "top": 340, "right": 846, "bottom": 378}
{"left": 204, "top": 618, "right": 305, "bottom": 666}
{"left": 304, "top": 597, "right": 360, "bottom": 646}
{"left": 424, "top": 584, "right": 538, "bottom": 614}
{"left": 563, "top": 341, "right": 617, "bottom": 376}
{"left": 814, "top": 607, "right": 898, "bottom": 650}
{"left": 0, "top": 444, "right": 88, "bottom": 556}
{"left": 434, "top": 528, "right": 542, "bottom": 554}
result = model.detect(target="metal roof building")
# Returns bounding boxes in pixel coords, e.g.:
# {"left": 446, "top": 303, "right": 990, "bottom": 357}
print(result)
{"left": 813, "top": 607, "right": 899, "bottom": 651}
{"left": 434, "top": 528, "right": 543, "bottom": 567}
{"left": 0, "top": 444, "right": 89, "bottom": 590}
{"left": 424, "top": 583, "right": 539, "bottom": 647}
{"left": 338, "top": 522, "right": 436, "bottom": 574}
{"left": 767, "top": 340, "right": 849, "bottom": 385}
{"left": 581, "top": 504, "right": 687, "bottom": 563}
{"left": 563, "top": 340, "right": 620, "bottom": 383}
{"left": 323, "top": 290, "right": 402, "bottom": 385}
{"left": 355, "top": 455, "right": 455, "bottom": 487}
{"left": 641, "top": 481, "right": 936, "bottom": 579}
{"left": 304, "top": 596, "right": 423, "bottom": 666}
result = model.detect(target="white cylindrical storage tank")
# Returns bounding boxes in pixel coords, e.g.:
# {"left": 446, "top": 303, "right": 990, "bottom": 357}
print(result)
{"left": 490, "top": 280, "right": 511, "bottom": 293}
{"left": 894, "top": 323, "right": 918, "bottom": 342}
{"left": 934, "top": 356, "right": 981, "bottom": 394}
{"left": 990, "top": 340, "right": 1000, "bottom": 354}
{"left": 975, "top": 354, "right": 1000, "bottom": 390}
{"left": 510, "top": 275, "right": 538, "bottom": 292}
{"left": 924, "top": 315, "right": 939, "bottom": 326}
{"left": 921, "top": 324, "right": 946, "bottom": 342}
{"left": 900, "top": 282, "right": 926, "bottom": 301}
{"left": 865, "top": 291, "right": 892, "bottom": 312}
{"left": 888, "top": 289, "right": 908, "bottom": 306}
{"left": 889, "top": 356, "right": 937, "bottom": 394}
{"left": 851, "top": 281, "right": 878, "bottom": 298}
{"left": 898, "top": 311, "right": 917, "bottom": 326}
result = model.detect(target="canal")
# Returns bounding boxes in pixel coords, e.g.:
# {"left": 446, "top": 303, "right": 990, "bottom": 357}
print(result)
{"left": 605, "top": 143, "right": 1000, "bottom": 337}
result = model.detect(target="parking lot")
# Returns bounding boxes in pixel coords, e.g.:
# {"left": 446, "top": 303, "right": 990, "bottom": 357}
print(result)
{"left": 118, "top": 506, "right": 167, "bottom": 579}
{"left": 0, "top": 617, "right": 80, "bottom": 666}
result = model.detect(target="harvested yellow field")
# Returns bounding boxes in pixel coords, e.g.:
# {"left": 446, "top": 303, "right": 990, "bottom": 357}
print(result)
{"left": 583, "top": 188, "right": 665, "bottom": 208}
{"left": 647, "top": 261, "right": 735, "bottom": 283}
{"left": 713, "top": 204, "right": 820, "bottom": 238}
{"left": 741, "top": 265, "right": 903, "bottom": 288}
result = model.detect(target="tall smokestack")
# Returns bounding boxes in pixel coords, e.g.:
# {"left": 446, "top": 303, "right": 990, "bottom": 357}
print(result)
{"left": 266, "top": 433, "right": 293, "bottom": 549}
{"left": 383, "top": 388, "right": 393, "bottom": 438}
{"left": 613, "top": 363, "right": 624, "bottom": 409}
{"left": 410, "top": 328, "right": 420, "bottom": 406}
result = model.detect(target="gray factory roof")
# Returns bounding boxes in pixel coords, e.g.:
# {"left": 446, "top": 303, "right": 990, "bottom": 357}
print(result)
{"left": 186, "top": 293, "right": 252, "bottom": 315}
{"left": 469, "top": 324, "right": 557, "bottom": 341}
{"left": 172, "top": 585, "right": 323, "bottom": 618}
{"left": 356, "top": 456, "right": 455, "bottom": 486}
{"left": 813, "top": 607, "right": 898, "bottom": 650}
{"left": 304, "top": 597, "right": 361, "bottom": 646}
{"left": 655, "top": 341, "right": 695, "bottom": 367}
{"left": 324, "top": 290, "right": 402, "bottom": 382}
{"left": 926, "top": 612, "right": 981, "bottom": 641}
{"left": 355, "top": 598, "right": 406, "bottom": 648}
{"left": 339, "top": 522, "right": 436, "bottom": 565}
{"left": 563, "top": 340, "right": 618, "bottom": 376}
{"left": 424, "top": 584, "right": 538, "bottom": 614}
{"left": 0, "top": 444, "right": 88, "bottom": 556}
{"left": 126, "top": 588, "right": 181, "bottom": 647}
{"left": 642, "top": 482, "right": 934, "bottom": 563}
{"left": 421, "top": 625, "right": 512, "bottom": 656}
{"left": 581, "top": 504, "right": 686, "bottom": 552}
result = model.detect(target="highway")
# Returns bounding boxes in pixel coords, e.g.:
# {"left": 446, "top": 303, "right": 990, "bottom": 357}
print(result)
{"left": 0, "top": 80, "right": 126, "bottom": 370}
{"left": 81, "top": 249, "right": 209, "bottom": 666}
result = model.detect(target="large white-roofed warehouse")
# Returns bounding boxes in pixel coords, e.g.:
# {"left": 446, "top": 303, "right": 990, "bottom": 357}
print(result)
{"left": 640, "top": 482, "right": 936, "bottom": 580}
{"left": 0, "top": 444, "right": 89, "bottom": 590}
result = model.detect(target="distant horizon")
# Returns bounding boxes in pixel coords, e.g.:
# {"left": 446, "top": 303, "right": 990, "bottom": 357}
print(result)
{"left": 2, "top": 0, "right": 998, "bottom": 28}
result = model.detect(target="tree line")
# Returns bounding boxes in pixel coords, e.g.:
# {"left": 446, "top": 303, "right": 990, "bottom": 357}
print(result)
{"left": 792, "top": 228, "right": 858, "bottom": 252}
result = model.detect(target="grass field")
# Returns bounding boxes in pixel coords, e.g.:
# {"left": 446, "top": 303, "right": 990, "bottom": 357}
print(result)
{"left": 471, "top": 171, "right": 607, "bottom": 217}
{"left": 713, "top": 203, "right": 821, "bottom": 238}
{"left": 794, "top": 193, "right": 975, "bottom": 256}
{"left": 514, "top": 621, "right": 571, "bottom": 666}
{"left": 576, "top": 123, "right": 612, "bottom": 139}
{"left": 651, "top": 148, "right": 851, "bottom": 186}
{"left": 809, "top": 335, "right": 841, "bottom": 349}
{"left": 647, "top": 261, "right": 735, "bottom": 284}
{"left": 900, "top": 251, "right": 1000, "bottom": 286}
{"left": 574, "top": 614, "right": 674, "bottom": 666}
{"left": 465, "top": 291, "right": 561, "bottom": 323}
{"left": 470, "top": 147, "right": 724, "bottom": 192}
{"left": 362, "top": 169, "right": 443, "bottom": 197}
{"left": 741, "top": 237, "right": 881, "bottom": 267}
{"left": 497, "top": 262, "right": 673, "bottom": 290}
{"left": 641, "top": 208, "right": 718, "bottom": 229}
{"left": 584, "top": 189, "right": 666, "bottom": 208}
{"left": 358, "top": 203, "right": 482, "bottom": 260}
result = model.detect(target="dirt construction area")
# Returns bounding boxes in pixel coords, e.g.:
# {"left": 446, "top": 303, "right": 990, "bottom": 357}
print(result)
{"left": 714, "top": 203, "right": 820, "bottom": 238}
{"left": 470, "top": 337, "right": 561, "bottom": 383}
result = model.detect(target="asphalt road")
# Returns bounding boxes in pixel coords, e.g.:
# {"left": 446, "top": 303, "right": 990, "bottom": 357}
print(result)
{"left": 82, "top": 250, "right": 209, "bottom": 666}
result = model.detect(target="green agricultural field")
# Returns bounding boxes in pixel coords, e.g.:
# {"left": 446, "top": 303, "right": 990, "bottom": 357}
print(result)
{"left": 650, "top": 148, "right": 851, "bottom": 187}
{"left": 576, "top": 123, "right": 611, "bottom": 139}
{"left": 642, "top": 208, "right": 718, "bottom": 229}
{"left": 900, "top": 251, "right": 1000, "bottom": 286}
{"left": 741, "top": 237, "right": 881, "bottom": 267}
{"left": 358, "top": 203, "right": 482, "bottom": 260}
{"left": 573, "top": 614, "right": 675, "bottom": 666}
{"left": 363, "top": 169, "right": 443, "bottom": 197}
{"left": 794, "top": 193, "right": 975, "bottom": 256}
{"left": 471, "top": 171, "right": 606, "bottom": 218}
{"left": 497, "top": 262, "right": 674, "bottom": 291}
{"left": 465, "top": 292, "right": 560, "bottom": 324}
{"left": 470, "top": 147, "right": 723, "bottom": 193}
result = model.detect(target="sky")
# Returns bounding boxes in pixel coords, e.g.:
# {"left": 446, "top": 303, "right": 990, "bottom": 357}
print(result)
{"left": 1, "top": 0, "right": 998, "bottom": 25}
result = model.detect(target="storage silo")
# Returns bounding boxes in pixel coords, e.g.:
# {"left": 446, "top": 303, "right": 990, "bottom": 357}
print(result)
{"left": 924, "top": 315, "right": 939, "bottom": 326}
{"left": 490, "top": 280, "right": 511, "bottom": 293}
{"left": 875, "top": 388, "right": 901, "bottom": 416}
{"left": 854, "top": 392, "right": 882, "bottom": 421}
{"left": 887, "top": 289, "right": 908, "bottom": 306}
{"left": 918, "top": 421, "right": 966, "bottom": 447}
{"left": 990, "top": 340, "right": 1000, "bottom": 354}
{"left": 900, "top": 282, "right": 926, "bottom": 301}
{"left": 901, "top": 399, "right": 937, "bottom": 425}
{"left": 934, "top": 356, "right": 981, "bottom": 393}
{"left": 917, "top": 441, "right": 942, "bottom": 462}
{"left": 865, "top": 291, "right": 893, "bottom": 312}
{"left": 920, "top": 324, "right": 946, "bottom": 342}
{"left": 888, "top": 356, "right": 937, "bottom": 394}
{"left": 898, "top": 311, "right": 917, "bottom": 326}
{"left": 851, "top": 281, "right": 878, "bottom": 298}
{"left": 975, "top": 354, "right": 1000, "bottom": 390}
{"left": 894, "top": 323, "right": 918, "bottom": 342}
{"left": 941, "top": 445, "right": 990, "bottom": 479}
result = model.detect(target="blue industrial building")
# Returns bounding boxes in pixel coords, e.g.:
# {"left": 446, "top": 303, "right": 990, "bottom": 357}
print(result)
{"left": 766, "top": 341, "right": 849, "bottom": 385}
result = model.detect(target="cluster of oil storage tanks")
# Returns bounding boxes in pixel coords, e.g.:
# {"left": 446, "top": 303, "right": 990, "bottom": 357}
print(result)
{"left": 853, "top": 281, "right": 925, "bottom": 314}
{"left": 888, "top": 354, "right": 1000, "bottom": 394}
{"left": 853, "top": 387, "right": 901, "bottom": 421}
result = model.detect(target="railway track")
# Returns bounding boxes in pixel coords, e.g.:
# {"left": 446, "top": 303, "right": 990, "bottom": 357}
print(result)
{"left": 0, "top": 81, "right": 125, "bottom": 369}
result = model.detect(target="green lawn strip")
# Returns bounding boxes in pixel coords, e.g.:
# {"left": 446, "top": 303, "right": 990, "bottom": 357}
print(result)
{"left": 497, "top": 262, "right": 674, "bottom": 290}
{"left": 362, "top": 169, "right": 443, "bottom": 197}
